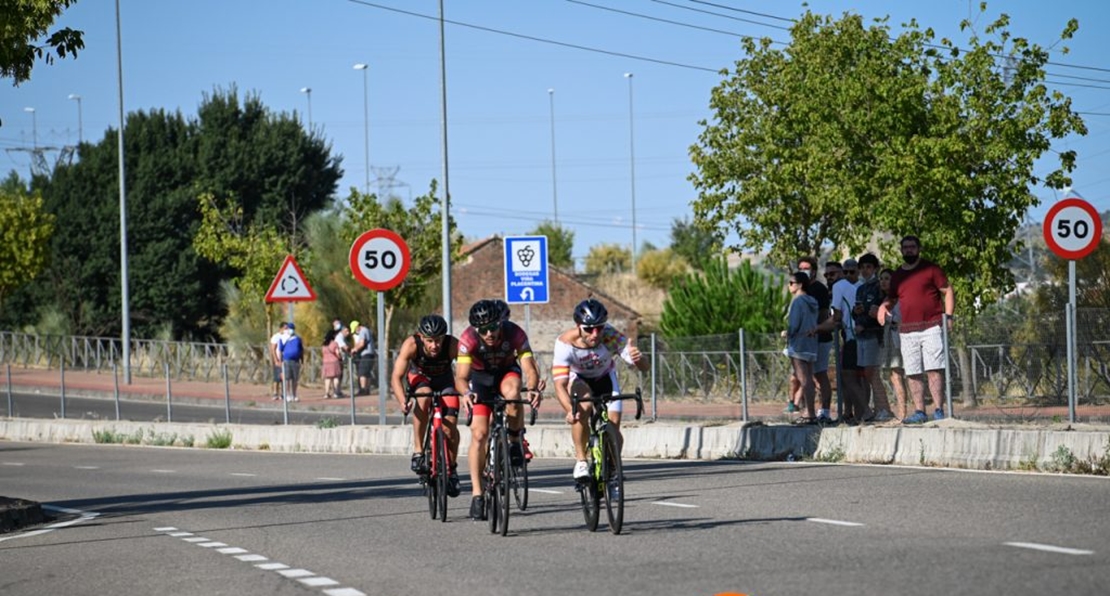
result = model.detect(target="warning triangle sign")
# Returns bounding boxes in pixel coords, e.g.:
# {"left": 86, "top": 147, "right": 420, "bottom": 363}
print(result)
{"left": 265, "top": 255, "right": 317, "bottom": 302}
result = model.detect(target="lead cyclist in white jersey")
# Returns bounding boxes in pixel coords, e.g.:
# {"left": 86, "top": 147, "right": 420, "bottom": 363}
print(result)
{"left": 552, "top": 298, "right": 650, "bottom": 481}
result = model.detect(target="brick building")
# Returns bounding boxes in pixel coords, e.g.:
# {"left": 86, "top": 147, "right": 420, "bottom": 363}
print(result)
{"left": 448, "top": 236, "right": 641, "bottom": 351}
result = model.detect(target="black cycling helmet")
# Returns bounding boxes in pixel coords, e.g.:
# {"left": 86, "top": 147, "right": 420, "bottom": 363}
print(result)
{"left": 494, "top": 299, "right": 511, "bottom": 321}
{"left": 417, "top": 314, "right": 448, "bottom": 337}
{"left": 573, "top": 298, "right": 608, "bottom": 327}
{"left": 469, "top": 299, "right": 500, "bottom": 327}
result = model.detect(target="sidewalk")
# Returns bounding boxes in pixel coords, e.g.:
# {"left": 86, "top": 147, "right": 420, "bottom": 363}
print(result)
{"left": 4, "top": 364, "right": 1110, "bottom": 424}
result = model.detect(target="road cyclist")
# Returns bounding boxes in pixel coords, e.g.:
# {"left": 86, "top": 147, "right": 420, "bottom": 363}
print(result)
{"left": 455, "top": 299, "right": 543, "bottom": 521}
{"left": 390, "top": 314, "right": 462, "bottom": 500}
{"left": 469, "top": 391, "right": 538, "bottom": 536}
{"left": 404, "top": 387, "right": 456, "bottom": 522}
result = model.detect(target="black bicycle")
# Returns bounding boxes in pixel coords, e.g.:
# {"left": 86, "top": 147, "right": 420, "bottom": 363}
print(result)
{"left": 468, "top": 392, "right": 538, "bottom": 536}
{"left": 572, "top": 388, "right": 643, "bottom": 535}
{"left": 405, "top": 388, "right": 456, "bottom": 522}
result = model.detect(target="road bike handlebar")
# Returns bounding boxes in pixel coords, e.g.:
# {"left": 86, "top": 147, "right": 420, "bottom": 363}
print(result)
{"left": 464, "top": 391, "right": 542, "bottom": 427}
{"left": 403, "top": 388, "right": 458, "bottom": 422}
{"left": 571, "top": 387, "right": 644, "bottom": 421}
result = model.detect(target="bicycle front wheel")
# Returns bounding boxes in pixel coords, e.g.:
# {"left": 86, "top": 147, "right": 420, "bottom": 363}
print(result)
{"left": 434, "top": 426, "right": 449, "bottom": 523}
{"left": 485, "top": 440, "right": 499, "bottom": 534}
{"left": 512, "top": 456, "right": 529, "bottom": 511}
{"left": 601, "top": 425, "right": 625, "bottom": 534}
{"left": 423, "top": 441, "right": 437, "bottom": 520}
{"left": 497, "top": 430, "right": 512, "bottom": 536}
{"left": 580, "top": 436, "right": 601, "bottom": 532}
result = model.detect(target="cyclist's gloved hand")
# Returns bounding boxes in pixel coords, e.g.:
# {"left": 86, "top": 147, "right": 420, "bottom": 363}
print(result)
{"left": 565, "top": 410, "right": 579, "bottom": 425}
{"left": 401, "top": 400, "right": 412, "bottom": 416}
{"left": 462, "top": 392, "right": 476, "bottom": 414}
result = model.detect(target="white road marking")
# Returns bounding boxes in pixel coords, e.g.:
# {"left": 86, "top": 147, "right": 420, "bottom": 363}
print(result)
{"left": 230, "top": 473, "right": 256, "bottom": 477}
{"left": 74, "top": 466, "right": 100, "bottom": 470}
{"left": 529, "top": 488, "right": 562, "bottom": 494}
{"left": 182, "top": 537, "right": 210, "bottom": 543}
{"left": 278, "top": 569, "right": 315, "bottom": 578}
{"left": 0, "top": 505, "right": 100, "bottom": 543}
{"left": 235, "top": 554, "right": 268, "bottom": 562}
{"left": 807, "top": 518, "right": 865, "bottom": 527}
{"left": 150, "top": 469, "right": 175, "bottom": 473}
{"left": 316, "top": 477, "right": 345, "bottom": 481}
{"left": 301, "top": 577, "right": 341, "bottom": 587}
{"left": 652, "top": 501, "right": 699, "bottom": 508}
{"left": 324, "top": 589, "right": 367, "bottom": 596}
{"left": 199, "top": 542, "right": 229, "bottom": 548}
{"left": 2, "top": 462, "right": 25, "bottom": 466}
{"left": 257, "top": 563, "right": 289, "bottom": 571}
{"left": 153, "top": 526, "right": 177, "bottom": 531}
{"left": 1004, "top": 542, "right": 1094, "bottom": 556}
{"left": 168, "top": 532, "right": 193, "bottom": 537}
{"left": 218, "top": 547, "right": 249, "bottom": 554}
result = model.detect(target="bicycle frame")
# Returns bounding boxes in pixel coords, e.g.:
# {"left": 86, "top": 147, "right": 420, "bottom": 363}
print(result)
{"left": 467, "top": 393, "right": 537, "bottom": 536}
{"left": 405, "top": 389, "right": 456, "bottom": 522}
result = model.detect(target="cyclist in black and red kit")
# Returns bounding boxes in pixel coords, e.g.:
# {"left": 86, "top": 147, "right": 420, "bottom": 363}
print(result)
{"left": 455, "top": 299, "right": 543, "bottom": 520}
{"left": 390, "top": 314, "right": 462, "bottom": 497}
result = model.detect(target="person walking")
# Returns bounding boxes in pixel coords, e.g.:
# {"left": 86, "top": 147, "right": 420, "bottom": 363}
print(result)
{"left": 879, "top": 235, "right": 954, "bottom": 424}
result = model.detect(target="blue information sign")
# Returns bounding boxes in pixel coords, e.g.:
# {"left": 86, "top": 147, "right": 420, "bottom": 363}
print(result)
{"left": 504, "top": 235, "right": 549, "bottom": 304}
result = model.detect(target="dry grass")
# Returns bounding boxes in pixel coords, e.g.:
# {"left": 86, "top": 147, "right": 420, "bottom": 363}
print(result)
{"left": 591, "top": 272, "right": 666, "bottom": 325}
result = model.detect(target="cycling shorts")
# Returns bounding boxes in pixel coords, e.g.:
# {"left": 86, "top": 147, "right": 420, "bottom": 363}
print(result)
{"left": 407, "top": 371, "right": 460, "bottom": 417}
{"left": 469, "top": 366, "right": 522, "bottom": 417}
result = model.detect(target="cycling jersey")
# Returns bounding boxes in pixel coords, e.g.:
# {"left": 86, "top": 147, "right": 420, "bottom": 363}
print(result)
{"left": 457, "top": 321, "right": 534, "bottom": 371}
{"left": 551, "top": 324, "right": 634, "bottom": 382}
{"left": 409, "top": 334, "right": 456, "bottom": 378}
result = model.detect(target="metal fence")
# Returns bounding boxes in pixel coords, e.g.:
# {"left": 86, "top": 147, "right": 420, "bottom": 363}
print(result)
{"left": 4, "top": 308, "right": 1110, "bottom": 414}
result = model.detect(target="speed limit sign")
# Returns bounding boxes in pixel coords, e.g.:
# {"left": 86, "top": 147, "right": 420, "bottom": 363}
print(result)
{"left": 349, "top": 228, "right": 411, "bottom": 291}
{"left": 1044, "top": 197, "right": 1102, "bottom": 260}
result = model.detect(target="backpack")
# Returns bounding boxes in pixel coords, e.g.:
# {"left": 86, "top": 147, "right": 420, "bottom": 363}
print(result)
{"left": 281, "top": 335, "right": 304, "bottom": 361}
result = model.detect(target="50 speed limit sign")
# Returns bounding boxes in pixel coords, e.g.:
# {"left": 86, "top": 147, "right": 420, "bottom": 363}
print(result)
{"left": 1043, "top": 197, "right": 1102, "bottom": 260}
{"left": 349, "top": 228, "right": 411, "bottom": 291}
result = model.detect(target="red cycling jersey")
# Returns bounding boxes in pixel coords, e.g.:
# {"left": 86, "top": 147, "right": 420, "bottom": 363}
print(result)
{"left": 457, "top": 321, "right": 533, "bottom": 371}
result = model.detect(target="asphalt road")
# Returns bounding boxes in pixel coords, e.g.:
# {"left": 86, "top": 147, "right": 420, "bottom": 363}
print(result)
{"left": 1, "top": 442, "right": 1107, "bottom": 596}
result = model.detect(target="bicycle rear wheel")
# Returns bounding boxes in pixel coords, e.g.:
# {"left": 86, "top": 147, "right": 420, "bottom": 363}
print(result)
{"left": 601, "top": 425, "right": 625, "bottom": 534}
{"left": 512, "top": 457, "right": 529, "bottom": 511}
{"left": 434, "top": 426, "right": 449, "bottom": 523}
{"left": 579, "top": 436, "right": 601, "bottom": 532}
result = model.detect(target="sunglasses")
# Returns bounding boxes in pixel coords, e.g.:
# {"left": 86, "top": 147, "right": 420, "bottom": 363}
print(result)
{"left": 478, "top": 323, "right": 500, "bottom": 335}
{"left": 580, "top": 324, "right": 604, "bottom": 334}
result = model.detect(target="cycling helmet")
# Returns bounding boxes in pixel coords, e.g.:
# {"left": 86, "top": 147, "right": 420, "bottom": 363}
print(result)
{"left": 417, "top": 314, "right": 448, "bottom": 337}
{"left": 573, "top": 298, "right": 608, "bottom": 326}
{"left": 468, "top": 299, "right": 500, "bottom": 327}
{"left": 494, "top": 299, "right": 511, "bottom": 321}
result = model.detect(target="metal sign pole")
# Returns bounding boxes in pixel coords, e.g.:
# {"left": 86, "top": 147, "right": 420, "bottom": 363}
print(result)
{"left": 378, "top": 291, "right": 388, "bottom": 426}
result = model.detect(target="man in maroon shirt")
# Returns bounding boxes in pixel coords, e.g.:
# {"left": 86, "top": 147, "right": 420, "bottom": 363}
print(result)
{"left": 878, "top": 236, "right": 954, "bottom": 424}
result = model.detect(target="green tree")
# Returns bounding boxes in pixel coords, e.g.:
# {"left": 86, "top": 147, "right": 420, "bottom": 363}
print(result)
{"left": 669, "top": 217, "right": 720, "bottom": 271}
{"left": 636, "top": 248, "right": 688, "bottom": 290}
{"left": 689, "top": 7, "right": 1085, "bottom": 318}
{"left": 0, "top": 174, "right": 55, "bottom": 306}
{"left": 527, "top": 220, "right": 574, "bottom": 269}
{"left": 339, "top": 181, "right": 462, "bottom": 349}
{"left": 1, "top": 0, "right": 83, "bottom": 86}
{"left": 660, "top": 257, "right": 787, "bottom": 339}
{"left": 585, "top": 243, "right": 631, "bottom": 275}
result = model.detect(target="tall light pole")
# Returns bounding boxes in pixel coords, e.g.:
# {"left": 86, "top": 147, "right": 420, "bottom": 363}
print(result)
{"left": 353, "top": 63, "right": 371, "bottom": 195}
{"left": 115, "top": 0, "right": 132, "bottom": 383}
{"left": 299, "top": 87, "right": 312, "bottom": 128}
{"left": 548, "top": 88, "right": 559, "bottom": 224}
{"left": 23, "top": 107, "right": 37, "bottom": 148}
{"left": 624, "top": 72, "right": 638, "bottom": 269}
{"left": 68, "top": 94, "right": 83, "bottom": 144}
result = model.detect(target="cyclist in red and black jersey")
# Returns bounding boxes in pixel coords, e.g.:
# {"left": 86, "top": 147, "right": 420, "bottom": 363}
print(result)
{"left": 454, "top": 299, "right": 543, "bottom": 520}
{"left": 390, "top": 314, "right": 462, "bottom": 497}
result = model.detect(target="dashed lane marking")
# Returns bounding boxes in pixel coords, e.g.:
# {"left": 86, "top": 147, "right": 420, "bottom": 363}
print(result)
{"left": 316, "top": 477, "right": 346, "bottom": 481}
{"left": 230, "top": 473, "right": 257, "bottom": 477}
{"left": 150, "top": 469, "right": 175, "bottom": 473}
{"left": 807, "top": 518, "right": 865, "bottom": 527}
{"left": 529, "top": 488, "right": 563, "bottom": 494}
{"left": 652, "top": 501, "right": 699, "bottom": 508}
{"left": 74, "top": 466, "right": 100, "bottom": 469}
{"left": 155, "top": 527, "right": 364, "bottom": 596}
{"left": 2, "top": 462, "right": 25, "bottom": 466}
{"left": 1004, "top": 542, "right": 1094, "bottom": 556}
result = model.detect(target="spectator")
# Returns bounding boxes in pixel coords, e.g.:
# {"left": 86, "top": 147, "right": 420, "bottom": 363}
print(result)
{"left": 331, "top": 318, "right": 350, "bottom": 398}
{"left": 831, "top": 258, "right": 865, "bottom": 423}
{"left": 879, "top": 268, "right": 907, "bottom": 419}
{"left": 853, "top": 253, "right": 894, "bottom": 422}
{"left": 269, "top": 322, "right": 288, "bottom": 400}
{"left": 818, "top": 261, "right": 843, "bottom": 421}
{"left": 799, "top": 256, "right": 834, "bottom": 425}
{"left": 785, "top": 271, "right": 819, "bottom": 424}
{"left": 350, "top": 320, "right": 377, "bottom": 396}
{"left": 879, "top": 235, "right": 954, "bottom": 424}
{"left": 322, "top": 324, "right": 344, "bottom": 399}
{"left": 280, "top": 323, "right": 304, "bottom": 401}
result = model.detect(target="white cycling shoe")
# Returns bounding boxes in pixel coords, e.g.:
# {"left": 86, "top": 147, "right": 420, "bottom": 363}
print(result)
{"left": 572, "top": 460, "right": 590, "bottom": 480}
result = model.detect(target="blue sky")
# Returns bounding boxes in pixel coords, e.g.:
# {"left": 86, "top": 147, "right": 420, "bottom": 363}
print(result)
{"left": 3, "top": 1, "right": 1109, "bottom": 265}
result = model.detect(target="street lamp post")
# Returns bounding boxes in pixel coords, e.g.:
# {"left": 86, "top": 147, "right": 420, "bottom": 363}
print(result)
{"left": 353, "top": 63, "right": 370, "bottom": 195}
{"left": 624, "top": 73, "right": 637, "bottom": 269}
{"left": 68, "top": 94, "right": 83, "bottom": 144}
{"left": 23, "top": 107, "right": 37, "bottom": 148}
{"left": 300, "top": 87, "right": 313, "bottom": 128}
{"left": 548, "top": 88, "right": 558, "bottom": 224}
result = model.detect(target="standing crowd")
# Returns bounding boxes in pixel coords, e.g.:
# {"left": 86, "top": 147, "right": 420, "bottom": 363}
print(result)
{"left": 784, "top": 235, "right": 954, "bottom": 425}
{"left": 269, "top": 318, "right": 378, "bottom": 402}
